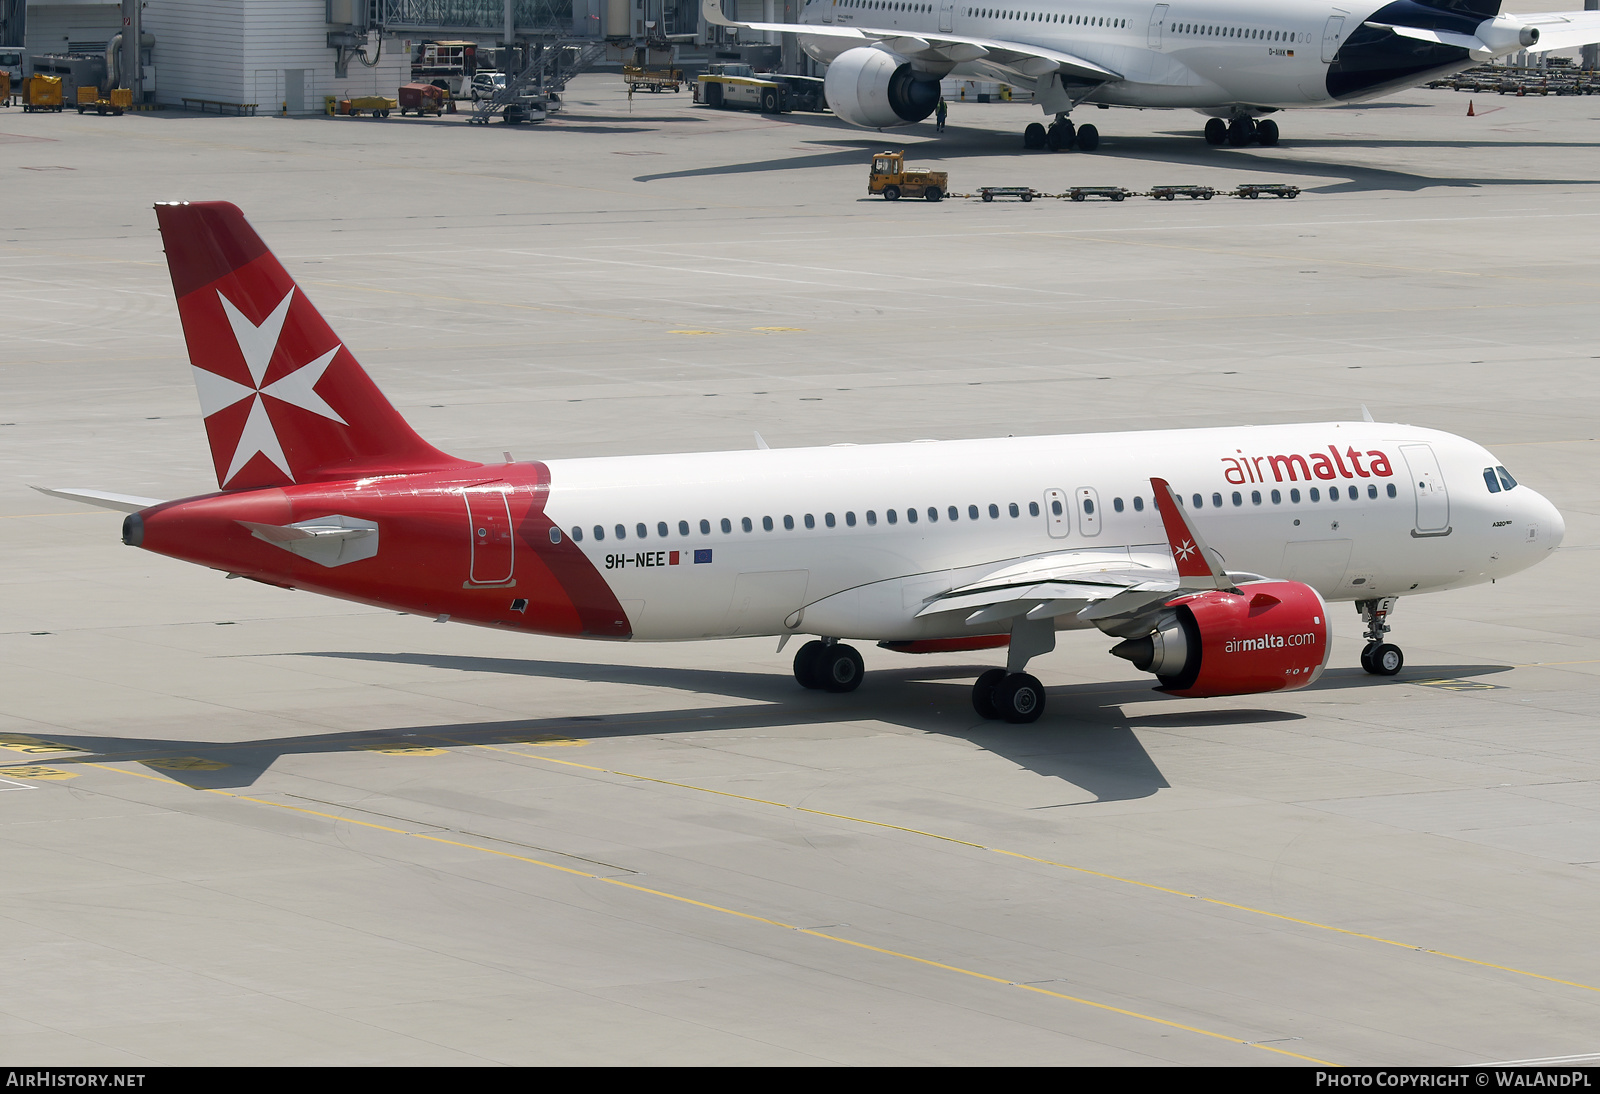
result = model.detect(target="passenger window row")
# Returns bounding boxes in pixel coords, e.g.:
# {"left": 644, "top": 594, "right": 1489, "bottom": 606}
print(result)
{"left": 567, "top": 500, "right": 1051, "bottom": 543}
{"left": 560, "top": 481, "right": 1402, "bottom": 543}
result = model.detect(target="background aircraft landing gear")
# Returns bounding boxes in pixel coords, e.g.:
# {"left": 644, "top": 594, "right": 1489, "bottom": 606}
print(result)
{"left": 794, "top": 639, "right": 864, "bottom": 692}
{"left": 1030, "top": 118, "right": 1099, "bottom": 152}
{"left": 1356, "top": 597, "right": 1404, "bottom": 676}
{"left": 1210, "top": 116, "right": 1279, "bottom": 147}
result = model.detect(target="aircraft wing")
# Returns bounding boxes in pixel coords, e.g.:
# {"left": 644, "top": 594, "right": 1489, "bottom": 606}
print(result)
{"left": 699, "top": 0, "right": 1121, "bottom": 83}
{"left": 1516, "top": 11, "right": 1600, "bottom": 52}
{"left": 912, "top": 478, "right": 1270, "bottom": 638}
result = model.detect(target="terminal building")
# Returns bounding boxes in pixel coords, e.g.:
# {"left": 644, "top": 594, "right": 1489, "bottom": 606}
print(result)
{"left": 0, "top": 1, "right": 799, "bottom": 114}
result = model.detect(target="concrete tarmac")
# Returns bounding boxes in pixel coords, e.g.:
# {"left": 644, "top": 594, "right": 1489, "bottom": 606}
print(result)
{"left": 1, "top": 76, "right": 1597, "bottom": 1065}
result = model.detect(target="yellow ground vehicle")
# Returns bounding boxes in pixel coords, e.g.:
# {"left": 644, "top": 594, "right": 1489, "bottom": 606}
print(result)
{"left": 23, "top": 73, "right": 62, "bottom": 112}
{"left": 695, "top": 63, "right": 787, "bottom": 113}
{"left": 343, "top": 95, "right": 398, "bottom": 118}
{"left": 75, "top": 86, "right": 131, "bottom": 115}
{"left": 625, "top": 66, "right": 682, "bottom": 93}
{"left": 868, "top": 151, "right": 948, "bottom": 202}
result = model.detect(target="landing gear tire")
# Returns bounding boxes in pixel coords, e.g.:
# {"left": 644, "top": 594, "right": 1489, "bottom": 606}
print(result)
{"left": 972, "top": 668, "right": 1008, "bottom": 720}
{"left": 1204, "top": 118, "right": 1227, "bottom": 145}
{"left": 883, "top": 185, "right": 901, "bottom": 201}
{"left": 1256, "top": 118, "right": 1280, "bottom": 146}
{"left": 1362, "top": 642, "right": 1404, "bottom": 677}
{"left": 994, "top": 673, "right": 1046, "bottom": 724}
{"left": 793, "top": 641, "right": 827, "bottom": 688}
{"left": 815, "top": 644, "right": 865, "bottom": 693}
{"left": 1226, "top": 117, "right": 1256, "bottom": 147}
{"left": 1046, "top": 121, "right": 1075, "bottom": 151}
{"left": 1075, "top": 123, "right": 1099, "bottom": 152}
{"left": 1023, "top": 122, "right": 1047, "bottom": 150}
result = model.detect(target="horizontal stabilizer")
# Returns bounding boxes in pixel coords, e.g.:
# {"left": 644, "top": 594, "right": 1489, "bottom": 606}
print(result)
{"left": 30, "top": 486, "right": 164, "bottom": 513}
{"left": 236, "top": 515, "right": 378, "bottom": 568}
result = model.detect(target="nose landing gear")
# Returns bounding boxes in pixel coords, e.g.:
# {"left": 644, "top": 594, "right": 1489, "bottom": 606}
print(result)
{"left": 1357, "top": 597, "right": 1404, "bottom": 676}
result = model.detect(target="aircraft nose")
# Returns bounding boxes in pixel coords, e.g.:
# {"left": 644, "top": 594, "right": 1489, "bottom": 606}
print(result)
{"left": 1543, "top": 495, "right": 1566, "bottom": 549}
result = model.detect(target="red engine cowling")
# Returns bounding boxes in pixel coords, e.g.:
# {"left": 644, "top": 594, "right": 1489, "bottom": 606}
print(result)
{"left": 1110, "top": 581, "right": 1331, "bottom": 698}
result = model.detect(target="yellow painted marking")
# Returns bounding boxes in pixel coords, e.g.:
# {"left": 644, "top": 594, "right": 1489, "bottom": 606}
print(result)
{"left": 0, "top": 734, "right": 83, "bottom": 755}
{"left": 668, "top": 329, "right": 720, "bottom": 336}
{"left": 80, "top": 759, "right": 1333, "bottom": 1064}
{"left": 1412, "top": 679, "right": 1506, "bottom": 691}
{"left": 455, "top": 738, "right": 1600, "bottom": 1000}
{"left": 143, "top": 757, "right": 229, "bottom": 772}
{"left": 499, "top": 734, "right": 586, "bottom": 747}
{"left": 354, "top": 744, "right": 448, "bottom": 757}
{"left": 2, "top": 766, "right": 76, "bottom": 780}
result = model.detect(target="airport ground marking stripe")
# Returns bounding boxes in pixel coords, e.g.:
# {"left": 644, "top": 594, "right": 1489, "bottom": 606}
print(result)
{"left": 469, "top": 746, "right": 1600, "bottom": 999}
{"left": 78, "top": 757, "right": 1329, "bottom": 1063}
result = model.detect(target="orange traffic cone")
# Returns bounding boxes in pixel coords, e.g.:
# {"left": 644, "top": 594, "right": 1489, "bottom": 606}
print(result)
{"left": 1467, "top": 99, "right": 1475, "bottom": 116}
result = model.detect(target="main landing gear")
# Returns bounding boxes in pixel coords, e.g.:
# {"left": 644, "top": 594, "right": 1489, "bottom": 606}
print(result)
{"left": 971, "top": 617, "right": 1056, "bottom": 724}
{"left": 1356, "top": 597, "right": 1404, "bottom": 676}
{"left": 1024, "top": 116, "right": 1099, "bottom": 152}
{"left": 1204, "top": 116, "right": 1279, "bottom": 148}
{"left": 793, "top": 639, "right": 864, "bottom": 693}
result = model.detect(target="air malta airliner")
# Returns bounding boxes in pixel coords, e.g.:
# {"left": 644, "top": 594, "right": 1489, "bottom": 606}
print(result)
{"left": 39, "top": 204, "right": 1563, "bottom": 723}
{"left": 702, "top": 0, "right": 1600, "bottom": 148}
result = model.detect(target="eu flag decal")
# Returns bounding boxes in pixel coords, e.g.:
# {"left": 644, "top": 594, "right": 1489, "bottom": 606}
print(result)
{"left": 694, "top": 548, "right": 713, "bottom": 564}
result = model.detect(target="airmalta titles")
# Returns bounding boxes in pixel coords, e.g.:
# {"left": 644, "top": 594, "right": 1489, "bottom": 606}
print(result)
{"left": 1222, "top": 445, "right": 1395, "bottom": 486}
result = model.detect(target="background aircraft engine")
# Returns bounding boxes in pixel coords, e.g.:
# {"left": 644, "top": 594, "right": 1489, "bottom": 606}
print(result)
{"left": 823, "top": 47, "right": 941, "bottom": 128}
{"left": 1110, "top": 582, "right": 1332, "bottom": 698}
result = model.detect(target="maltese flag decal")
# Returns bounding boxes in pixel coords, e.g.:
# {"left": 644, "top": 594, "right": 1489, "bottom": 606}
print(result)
{"left": 195, "top": 288, "right": 349, "bottom": 486}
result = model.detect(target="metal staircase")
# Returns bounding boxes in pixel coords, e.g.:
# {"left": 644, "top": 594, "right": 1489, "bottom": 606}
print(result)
{"left": 469, "top": 38, "right": 608, "bottom": 124}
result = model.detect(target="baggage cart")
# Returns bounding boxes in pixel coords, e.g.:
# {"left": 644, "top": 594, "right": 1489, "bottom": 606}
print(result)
{"left": 397, "top": 83, "right": 446, "bottom": 116}
{"left": 1065, "top": 185, "right": 1133, "bottom": 202}
{"left": 979, "top": 186, "right": 1039, "bottom": 202}
{"left": 1233, "top": 183, "right": 1300, "bottom": 199}
{"left": 23, "top": 74, "right": 62, "bottom": 112}
{"left": 1149, "top": 184, "right": 1215, "bottom": 200}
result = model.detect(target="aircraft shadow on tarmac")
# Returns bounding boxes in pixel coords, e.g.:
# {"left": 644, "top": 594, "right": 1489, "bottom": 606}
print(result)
{"left": 8, "top": 653, "right": 1510, "bottom": 803}
{"left": 635, "top": 124, "right": 1600, "bottom": 195}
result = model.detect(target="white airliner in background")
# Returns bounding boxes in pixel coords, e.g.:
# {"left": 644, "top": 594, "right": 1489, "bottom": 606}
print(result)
{"left": 704, "top": 0, "right": 1600, "bottom": 148}
{"left": 40, "top": 203, "right": 1565, "bottom": 725}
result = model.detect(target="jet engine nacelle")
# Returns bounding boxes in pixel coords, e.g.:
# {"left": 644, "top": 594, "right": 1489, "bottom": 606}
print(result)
{"left": 1110, "top": 581, "right": 1331, "bottom": 698}
{"left": 824, "top": 47, "right": 941, "bottom": 129}
{"left": 1476, "top": 17, "right": 1539, "bottom": 54}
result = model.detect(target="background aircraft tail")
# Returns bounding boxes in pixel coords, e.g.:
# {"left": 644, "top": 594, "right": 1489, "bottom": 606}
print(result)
{"left": 155, "top": 201, "right": 473, "bottom": 490}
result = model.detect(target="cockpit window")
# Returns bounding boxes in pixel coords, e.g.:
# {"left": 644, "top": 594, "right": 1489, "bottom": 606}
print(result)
{"left": 1483, "top": 467, "right": 1502, "bottom": 494}
{"left": 1496, "top": 466, "right": 1517, "bottom": 491}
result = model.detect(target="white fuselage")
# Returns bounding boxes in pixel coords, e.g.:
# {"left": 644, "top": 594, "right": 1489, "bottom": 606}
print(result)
{"left": 544, "top": 422, "right": 1562, "bottom": 641}
{"left": 798, "top": 0, "right": 1432, "bottom": 110}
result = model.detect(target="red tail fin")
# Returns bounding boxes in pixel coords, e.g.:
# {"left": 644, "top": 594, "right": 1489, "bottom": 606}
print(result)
{"left": 155, "top": 202, "right": 473, "bottom": 489}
